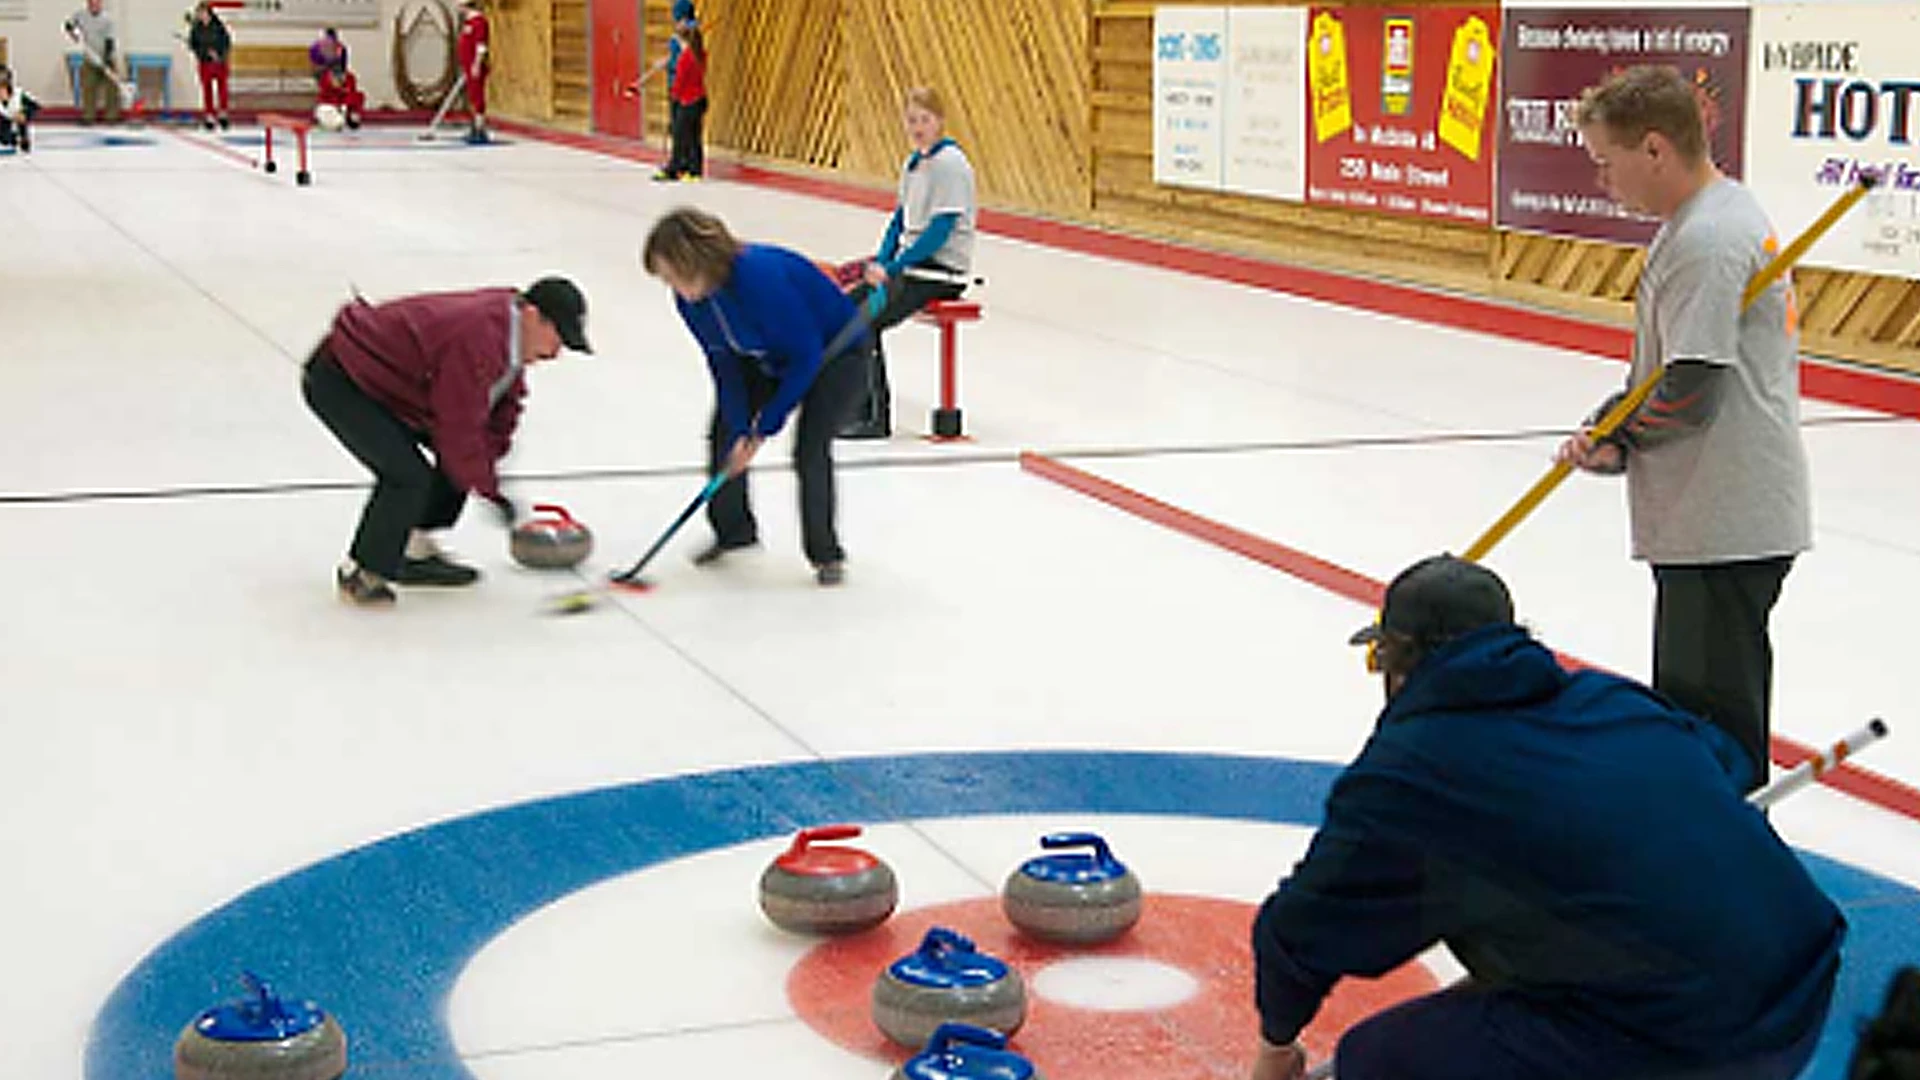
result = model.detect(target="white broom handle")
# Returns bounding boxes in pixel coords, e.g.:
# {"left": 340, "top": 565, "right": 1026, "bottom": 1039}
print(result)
{"left": 1301, "top": 717, "right": 1891, "bottom": 1080}
{"left": 1749, "top": 718, "right": 1889, "bottom": 811}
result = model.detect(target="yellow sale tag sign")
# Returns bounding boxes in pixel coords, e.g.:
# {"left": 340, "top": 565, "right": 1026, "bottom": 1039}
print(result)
{"left": 1438, "top": 14, "right": 1495, "bottom": 161}
{"left": 1310, "top": 11, "right": 1353, "bottom": 144}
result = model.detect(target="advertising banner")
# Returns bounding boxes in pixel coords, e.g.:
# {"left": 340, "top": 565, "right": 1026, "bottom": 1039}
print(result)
{"left": 1498, "top": 6, "right": 1750, "bottom": 242}
{"left": 1154, "top": 7, "right": 1230, "bottom": 189}
{"left": 1746, "top": 3, "right": 1920, "bottom": 276}
{"left": 1223, "top": 6, "right": 1309, "bottom": 202}
{"left": 1304, "top": 6, "right": 1500, "bottom": 224}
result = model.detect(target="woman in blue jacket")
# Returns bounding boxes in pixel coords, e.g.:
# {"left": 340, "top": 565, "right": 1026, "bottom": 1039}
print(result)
{"left": 643, "top": 207, "right": 870, "bottom": 586}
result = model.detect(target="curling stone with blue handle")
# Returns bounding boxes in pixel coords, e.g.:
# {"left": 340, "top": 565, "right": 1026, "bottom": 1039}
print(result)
{"left": 891, "top": 1022, "right": 1044, "bottom": 1080}
{"left": 871, "top": 927, "right": 1027, "bottom": 1048}
{"left": 759, "top": 824, "right": 898, "bottom": 934}
{"left": 1001, "top": 831, "right": 1142, "bottom": 945}
{"left": 173, "top": 971, "right": 347, "bottom": 1080}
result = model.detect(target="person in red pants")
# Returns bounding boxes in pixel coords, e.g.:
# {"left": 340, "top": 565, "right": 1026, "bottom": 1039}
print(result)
{"left": 186, "top": 0, "right": 231, "bottom": 130}
{"left": 456, "top": 0, "right": 491, "bottom": 143}
{"left": 309, "top": 27, "right": 364, "bottom": 128}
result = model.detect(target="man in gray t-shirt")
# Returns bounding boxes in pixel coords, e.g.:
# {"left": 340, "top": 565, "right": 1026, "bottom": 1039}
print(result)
{"left": 1558, "top": 65, "right": 1810, "bottom": 788}
{"left": 64, "top": 0, "right": 121, "bottom": 124}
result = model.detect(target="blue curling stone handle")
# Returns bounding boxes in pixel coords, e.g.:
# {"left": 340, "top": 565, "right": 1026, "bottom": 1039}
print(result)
{"left": 888, "top": 927, "right": 1011, "bottom": 988}
{"left": 1018, "top": 830, "right": 1130, "bottom": 885}
{"left": 900, "top": 1022, "right": 1039, "bottom": 1080}
{"left": 190, "top": 971, "right": 329, "bottom": 1042}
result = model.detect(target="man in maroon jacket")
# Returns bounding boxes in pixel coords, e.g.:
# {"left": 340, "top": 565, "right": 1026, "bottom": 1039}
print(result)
{"left": 301, "top": 277, "right": 591, "bottom": 606}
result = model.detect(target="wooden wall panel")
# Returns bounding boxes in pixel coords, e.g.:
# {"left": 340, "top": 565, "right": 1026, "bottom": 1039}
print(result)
{"left": 494, "top": 0, "right": 556, "bottom": 121}
{"left": 838, "top": 0, "right": 1093, "bottom": 216}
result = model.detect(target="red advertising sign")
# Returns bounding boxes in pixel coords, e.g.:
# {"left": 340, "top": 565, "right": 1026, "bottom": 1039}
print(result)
{"left": 1305, "top": 6, "right": 1500, "bottom": 224}
{"left": 1497, "top": 6, "right": 1750, "bottom": 243}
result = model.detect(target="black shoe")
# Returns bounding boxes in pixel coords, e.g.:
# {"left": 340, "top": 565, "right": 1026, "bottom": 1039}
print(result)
{"left": 837, "top": 420, "right": 891, "bottom": 440}
{"left": 203, "top": 116, "right": 216, "bottom": 131}
{"left": 692, "top": 539, "right": 758, "bottom": 566}
{"left": 218, "top": 116, "right": 230, "bottom": 131}
{"left": 814, "top": 561, "right": 846, "bottom": 587}
{"left": 394, "top": 554, "right": 481, "bottom": 586}
{"left": 337, "top": 565, "right": 397, "bottom": 606}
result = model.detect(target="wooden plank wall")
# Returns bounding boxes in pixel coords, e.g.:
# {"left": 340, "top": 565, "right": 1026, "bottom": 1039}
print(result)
{"left": 494, "top": 0, "right": 556, "bottom": 122}
{"left": 1499, "top": 232, "right": 1920, "bottom": 372}
{"left": 638, "top": 0, "right": 1090, "bottom": 215}
{"left": 838, "top": 0, "right": 1093, "bottom": 216}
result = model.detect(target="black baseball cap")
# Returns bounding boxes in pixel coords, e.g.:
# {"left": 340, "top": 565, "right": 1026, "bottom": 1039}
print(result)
{"left": 524, "top": 276, "right": 592, "bottom": 353}
{"left": 1349, "top": 554, "right": 1515, "bottom": 648}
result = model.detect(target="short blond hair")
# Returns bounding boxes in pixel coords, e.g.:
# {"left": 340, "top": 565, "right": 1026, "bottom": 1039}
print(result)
{"left": 1576, "top": 65, "right": 1707, "bottom": 163}
{"left": 904, "top": 86, "right": 946, "bottom": 119}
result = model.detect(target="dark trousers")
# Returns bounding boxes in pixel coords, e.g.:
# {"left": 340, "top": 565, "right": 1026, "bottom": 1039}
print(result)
{"left": 665, "top": 97, "right": 706, "bottom": 178}
{"left": 0, "top": 115, "right": 22, "bottom": 150}
{"left": 301, "top": 347, "right": 467, "bottom": 579}
{"left": 706, "top": 347, "right": 865, "bottom": 566}
{"left": 844, "top": 270, "right": 967, "bottom": 429}
{"left": 1336, "top": 981, "right": 1827, "bottom": 1080}
{"left": 1652, "top": 557, "right": 1794, "bottom": 791}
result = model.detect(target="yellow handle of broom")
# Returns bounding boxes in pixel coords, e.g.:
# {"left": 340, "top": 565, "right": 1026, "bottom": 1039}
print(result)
{"left": 1459, "top": 175, "right": 1874, "bottom": 564}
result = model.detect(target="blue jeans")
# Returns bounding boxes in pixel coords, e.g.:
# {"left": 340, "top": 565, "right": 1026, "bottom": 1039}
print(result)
{"left": 1335, "top": 982, "right": 1828, "bottom": 1080}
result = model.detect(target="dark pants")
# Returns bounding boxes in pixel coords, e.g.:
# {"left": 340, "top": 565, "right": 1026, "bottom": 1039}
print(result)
{"left": 1336, "top": 981, "right": 1828, "bottom": 1080}
{"left": 843, "top": 270, "right": 967, "bottom": 430}
{"left": 665, "top": 97, "right": 706, "bottom": 178}
{"left": 301, "top": 347, "right": 467, "bottom": 579}
{"left": 1652, "top": 557, "right": 1794, "bottom": 791}
{"left": 705, "top": 347, "right": 865, "bottom": 566}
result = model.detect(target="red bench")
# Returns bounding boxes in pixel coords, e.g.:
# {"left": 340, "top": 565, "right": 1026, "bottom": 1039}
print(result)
{"left": 257, "top": 112, "right": 313, "bottom": 186}
{"left": 914, "top": 298, "right": 983, "bottom": 441}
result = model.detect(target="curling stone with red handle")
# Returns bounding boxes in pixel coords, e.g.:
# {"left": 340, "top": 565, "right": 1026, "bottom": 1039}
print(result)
{"left": 758, "top": 824, "right": 898, "bottom": 935}
{"left": 510, "top": 503, "right": 594, "bottom": 570}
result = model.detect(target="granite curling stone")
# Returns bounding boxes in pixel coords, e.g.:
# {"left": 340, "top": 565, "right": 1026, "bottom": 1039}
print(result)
{"left": 872, "top": 927, "right": 1027, "bottom": 1049}
{"left": 510, "top": 503, "right": 594, "bottom": 570}
{"left": 890, "top": 1022, "right": 1044, "bottom": 1080}
{"left": 1001, "top": 831, "right": 1142, "bottom": 945}
{"left": 173, "top": 971, "right": 347, "bottom": 1080}
{"left": 758, "top": 824, "right": 898, "bottom": 935}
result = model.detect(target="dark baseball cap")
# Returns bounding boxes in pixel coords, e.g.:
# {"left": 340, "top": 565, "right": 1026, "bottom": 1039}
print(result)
{"left": 524, "top": 276, "right": 592, "bottom": 354}
{"left": 1349, "top": 554, "right": 1515, "bottom": 647}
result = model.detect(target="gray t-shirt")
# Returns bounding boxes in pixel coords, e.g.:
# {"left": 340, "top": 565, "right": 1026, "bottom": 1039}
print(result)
{"left": 897, "top": 142, "right": 977, "bottom": 275}
{"left": 1626, "top": 177, "right": 1811, "bottom": 564}
{"left": 68, "top": 8, "right": 116, "bottom": 62}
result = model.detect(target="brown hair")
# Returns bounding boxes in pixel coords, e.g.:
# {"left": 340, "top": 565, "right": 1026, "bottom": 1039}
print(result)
{"left": 1576, "top": 65, "right": 1707, "bottom": 163}
{"left": 904, "top": 86, "right": 946, "bottom": 119}
{"left": 678, "top": 24, "right": 705, "bottom": 58}
{"left": 643, "top": 206, "right": 741, "bottom": 285}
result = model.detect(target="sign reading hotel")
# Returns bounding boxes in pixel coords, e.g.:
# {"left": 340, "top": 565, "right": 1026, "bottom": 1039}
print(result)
{"left": 1745, "top": 2, "right": 1920, "bottom": 277}
{"left": 1304, "top": 7, "right": 1499, "bottom": 224}
{"left": 1154, "top": 6, "right": 1230, "bottom": 188}
{"left": 1498, "top": 6, "right": 1750, "bottom": 243}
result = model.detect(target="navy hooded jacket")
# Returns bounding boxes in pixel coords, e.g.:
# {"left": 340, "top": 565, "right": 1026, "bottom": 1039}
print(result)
{"left": 672, "top": 244, "right": 862, "bottom": 441}
{"left": 1253, "top": 624, "right": 1844, "bottom": 1063}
